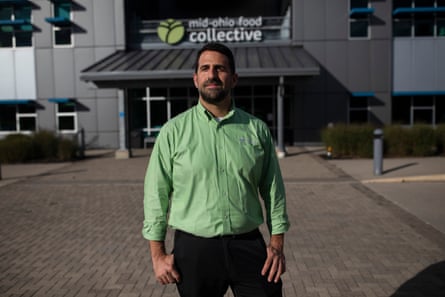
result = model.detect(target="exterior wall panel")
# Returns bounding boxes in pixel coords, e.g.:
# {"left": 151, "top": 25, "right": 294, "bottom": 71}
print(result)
{"left": 0, "top": 50, "right": 37, "bottom": 99}
{"left": 326, "top": 0, "right": 347, "bottom": 39}
{"left": 35, "top": 49, "right": 55, "bottom": 98}
{"left": 371, "top": 41, "right": 391, "bottom": 92}
{"left": 74, "top": 48, "right": 98, "bottom": 98}
{"left": 74, "top": 1, "right": 95, "bottom": 47}
{"left": 303, "top": 0, "right": 326, "bottom": 40}
{"left": 348, "top": 41, "right": 372, "bottom": 92}
{"left": 393, "top": 38, "right": 445, "bottom": 91}
{"left": 0, "top": 51, "right": 16, "bottom": 99}
{"left": 33, "top": 0, "right": 52, "bottom": 48}
{"left": 93, "top": 0, "right": 119, "bottom": 47}
{"left": 15, "top": 49, "right": 37, "bottom": 99}
{"left": 53, "top": 49, "right": 76, "bottom": 97}
{"left": 326, "top": 41, "right": 348, "bottom": 92}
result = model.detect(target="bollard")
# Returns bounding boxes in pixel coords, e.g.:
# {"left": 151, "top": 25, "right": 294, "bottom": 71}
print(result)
{"left": 373, "top": 128, "right": 384, "bottom": 176}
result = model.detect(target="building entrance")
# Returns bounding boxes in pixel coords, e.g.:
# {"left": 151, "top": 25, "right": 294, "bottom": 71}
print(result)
{"left": 127, "top": 83, "right": 293, "bottom": 148}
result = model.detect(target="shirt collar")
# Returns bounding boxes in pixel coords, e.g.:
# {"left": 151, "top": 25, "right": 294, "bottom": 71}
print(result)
{"left": 196, "top": 100, "right": 236, "bottom": 122}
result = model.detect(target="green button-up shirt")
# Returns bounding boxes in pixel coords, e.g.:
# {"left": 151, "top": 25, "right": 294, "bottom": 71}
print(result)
{"left": 142, "top": 101, "right": 290, "bottom": 241}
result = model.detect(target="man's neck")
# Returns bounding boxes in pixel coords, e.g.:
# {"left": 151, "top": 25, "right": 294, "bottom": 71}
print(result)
{"left": 199, "top": 98, "right": 232, "bottom": 118}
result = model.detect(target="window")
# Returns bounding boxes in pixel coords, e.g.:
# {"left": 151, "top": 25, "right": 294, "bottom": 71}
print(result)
{"left": 56, "top": 102, "right": 77, "bottom": 133}
{"left": 392, "top": 96, "right": 411, "bottom": 125}
{"left": 0, "top": 4, "right": 33, "bottom": 48}
{"left": 349, "top": 96, "right": 369, "bottom": 123}
{"left": 393, "top": 0, "right": 445, "bottom": 37}
{"left": 0, "top": 103, "right": 37, "bottom": 132}
{"left": 50, "top": 2, "right": 72, "bottom": 46}
{"left": 350, "top": 19, "right": 370, "bottom": 38}
{"left": 413, "top": 96, "right": 434, "bottom": 124}
{"left": 392, "top": 95, "right": 445, "bottom": 126}
{"left": 18, "top": 104, "right": 37, "bottom": 131}
{"left": 349, "top": 0, "right": 372, "bottom": 39}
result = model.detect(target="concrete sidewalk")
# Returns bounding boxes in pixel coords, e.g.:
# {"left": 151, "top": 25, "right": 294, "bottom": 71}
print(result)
{"left": 0, "top": 147, "right": 444, "bottom": 297}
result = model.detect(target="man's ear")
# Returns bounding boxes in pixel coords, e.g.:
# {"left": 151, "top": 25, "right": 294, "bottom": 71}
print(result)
{"left": 193, "top": 73, "right": 198, "bottom": 88}
{"left": 232, "top": 73, "right": 238, "bottom": 88}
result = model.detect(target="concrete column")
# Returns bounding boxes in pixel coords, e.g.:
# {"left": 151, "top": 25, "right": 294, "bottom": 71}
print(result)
{"left": 115, "top": 89, "right": 130, "bottom": 159}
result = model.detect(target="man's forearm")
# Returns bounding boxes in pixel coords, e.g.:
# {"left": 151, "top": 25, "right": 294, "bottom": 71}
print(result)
{"left": 270, "top": 233, "right": 284, "bottom": 253}
{"left": 149, "top": 240, "right": 167, "bottom": 259}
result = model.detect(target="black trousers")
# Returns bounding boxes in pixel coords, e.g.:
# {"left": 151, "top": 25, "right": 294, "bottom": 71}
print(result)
{"left": 173, "top": 229, "right": 282, "bottom": 297}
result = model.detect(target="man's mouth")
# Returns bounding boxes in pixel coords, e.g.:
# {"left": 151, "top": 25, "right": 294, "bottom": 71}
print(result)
{"left": 204, "top": 80, "right": 222, "bottom": 88}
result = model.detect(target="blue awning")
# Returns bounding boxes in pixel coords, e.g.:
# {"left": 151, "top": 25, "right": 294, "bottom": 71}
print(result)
{"left": 0, "top": 0, "right": 29, "bottom": 5}
{"left": 0, "top": 99, "right": 30, "bottom": 104}
{"left": 0, "top": 19, "right": 29, "bottom": 26}
{"left": 350, "top": 7, "right": 375, "bottom": 17}
{"left": 393, "top": 91, "right": 445, "bottom": 96}
{"left": 48, "top": 98, "right": 71, "bottom": 103}
{"left": 393, "top": 7, "right": 445, "bottom": 15}
{"left": 352, "top": 92, "right": 375, "bottom": 97}
{"left": 45, "top": 17, "right": 71, "bottom": 26}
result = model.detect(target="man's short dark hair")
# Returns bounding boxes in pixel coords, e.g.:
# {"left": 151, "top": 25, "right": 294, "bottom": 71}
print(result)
{"left": 194, "top": 42, "right": 236, "bottom": 74}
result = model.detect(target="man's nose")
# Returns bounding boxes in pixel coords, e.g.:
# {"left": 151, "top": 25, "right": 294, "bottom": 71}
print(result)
{"left": 208, "top": 67, "right": 218, "bottom": 79}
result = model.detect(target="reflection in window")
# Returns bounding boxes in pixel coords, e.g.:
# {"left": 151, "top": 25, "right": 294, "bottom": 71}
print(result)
{"left": 56, "top": 102, "right": 77, "bottom": 133}
{"left": 52, "top": 2, "right": 72, "bottom": 46}
{"left": 0, "top": 103, "right": 37, "bottom": 132}
{"left": 349, "top": 96, "right": 369, "bottom": 123}
{"left": 392, "top": 95, "right": 444, "bottom": 126}
{"left": 0, "top": 5, "right": 33, "bottom": 48}
{"left": 393, "top": 0, "right": 445, "bottom": 37}
{"left": 350, "top": 20, "right": 369, "bottom": 38}
{"left": 349, "top": 0, "right": 371, "bottom": 39}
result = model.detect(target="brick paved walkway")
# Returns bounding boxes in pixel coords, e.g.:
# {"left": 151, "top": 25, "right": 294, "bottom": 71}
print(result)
{"left": 0, "top": 148, "right": 444, "bottom": 297}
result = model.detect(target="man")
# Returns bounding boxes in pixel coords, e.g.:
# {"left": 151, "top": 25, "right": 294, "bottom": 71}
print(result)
{"left": 142, "top": 42, "right": 290, "bottom": 297}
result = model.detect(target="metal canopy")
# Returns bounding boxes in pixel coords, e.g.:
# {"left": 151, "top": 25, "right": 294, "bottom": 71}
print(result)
{"left": 80, "top": 44, "right": 320, "bottom": 86}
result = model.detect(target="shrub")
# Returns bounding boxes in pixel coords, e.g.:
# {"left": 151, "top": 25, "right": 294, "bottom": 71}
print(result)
{"left": 0, "top": 130, "right": 78, "bottom": 163}
{"left": 0, "top": 134, "right": 34, "bottom": 163}
{"left": 436, "top": 124, "right": 445, "bottom": 155}
{"left": 57, "top": 137, "right": 78, "bottom": 161}
{"left": 32, "top": 130, "right": 59, "bottom": 161}
{"left": 323, "top": 124, "right": 442, "bottom": 158}
{"left": 410, "top": 124, "right": 437, "bottom": 156}
{"left": 384, "top": 125, "right": 437, "bottom": 157}
{"left": 321, "top": 124, "right": 374, "bottom": 158}
{"left": 384, "top": 125, "right": 412, "bottom": 157}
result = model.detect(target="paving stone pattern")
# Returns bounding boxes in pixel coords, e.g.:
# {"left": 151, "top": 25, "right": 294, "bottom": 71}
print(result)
{"left": 0, "top": 149, "right": 444, "bottom": 297}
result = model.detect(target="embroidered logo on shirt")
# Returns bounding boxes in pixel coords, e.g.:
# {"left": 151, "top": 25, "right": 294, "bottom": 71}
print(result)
{"left": 239, "top": 136, "right": 256, "bottom": 145}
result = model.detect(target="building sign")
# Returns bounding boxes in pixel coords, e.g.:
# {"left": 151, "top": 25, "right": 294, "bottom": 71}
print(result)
{"left": 188, "top": 17, "right": 263, "bottom": 43}
{"left": 157, "top": 16, "right": 264, "bottom": 45}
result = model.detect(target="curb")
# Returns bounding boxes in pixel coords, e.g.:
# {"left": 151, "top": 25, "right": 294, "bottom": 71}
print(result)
{"left": 362, "top": 174, "right": 445, "bottom": 184}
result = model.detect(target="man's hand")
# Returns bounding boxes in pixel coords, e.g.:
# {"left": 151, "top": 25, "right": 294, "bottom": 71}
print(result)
{"left": 149, "top": 241, "right": 181, "bottom": 285}
{"left": 261, "top": 234, "right": 286, "bottom": 283}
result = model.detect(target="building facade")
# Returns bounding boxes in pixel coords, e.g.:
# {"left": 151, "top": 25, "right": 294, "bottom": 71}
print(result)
{"left": 1, "top": 0, "right": 445, "bottom": 156}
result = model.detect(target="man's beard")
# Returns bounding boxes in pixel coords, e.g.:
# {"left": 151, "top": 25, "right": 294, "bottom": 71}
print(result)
{"left": 199, "top": 79, "right": 230, "bottom": 104}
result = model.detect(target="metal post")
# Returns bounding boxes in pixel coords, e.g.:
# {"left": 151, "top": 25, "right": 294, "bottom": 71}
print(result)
{"left": 0, "top": 163, "right": 2, "bottom": 180}
{"left": 79, "top": 128, "right": 85, "bottom": 159}
{"left": 373, "top": 128, "right": 384, "bottom": 176}
{"left": 276, "top": 76, "right": 286, "bottom": 158}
